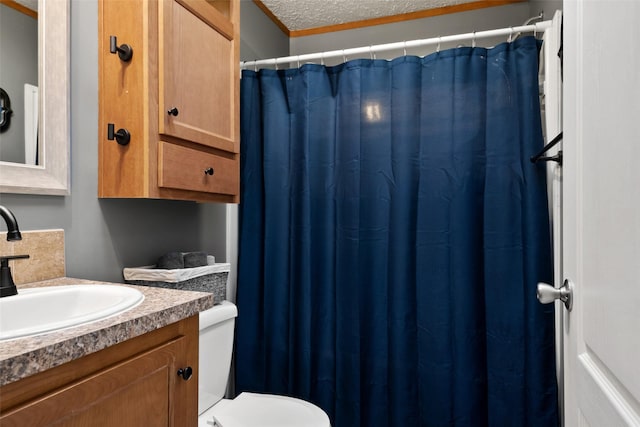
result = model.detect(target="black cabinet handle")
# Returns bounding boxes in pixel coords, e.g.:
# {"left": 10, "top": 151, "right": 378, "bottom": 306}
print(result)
{"left": 167, "top": 107, "right": 179, "bottom": 116}
{"left": 109, "top": 36, "right": 133, "bottom": 62}
{"left": 177, "top": 367, "right": 193, "bottom": 381}
{"left": 204, "top": 167, "right": 214, "bottom": 176}
{"left": 107, "top": 123, "right": 130, "bottom": 146}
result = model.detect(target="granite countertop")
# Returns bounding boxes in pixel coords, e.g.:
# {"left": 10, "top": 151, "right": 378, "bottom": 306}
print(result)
{"left": 0, "top": 277, "right": 214, "bottom": 387}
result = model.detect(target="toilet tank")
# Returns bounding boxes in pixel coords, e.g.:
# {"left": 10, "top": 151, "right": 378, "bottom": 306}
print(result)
{"left": 198, "top": 301, "right": 238, "bottom": 415}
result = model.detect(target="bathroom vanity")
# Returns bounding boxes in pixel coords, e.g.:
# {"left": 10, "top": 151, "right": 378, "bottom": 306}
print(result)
{"left": 0, "top": 278, "right": 214, "bottom": 426}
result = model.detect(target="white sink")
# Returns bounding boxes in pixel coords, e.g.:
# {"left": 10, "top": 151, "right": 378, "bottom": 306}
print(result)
{"left": 0, "top": 285, "right": 144, "bottom": 341}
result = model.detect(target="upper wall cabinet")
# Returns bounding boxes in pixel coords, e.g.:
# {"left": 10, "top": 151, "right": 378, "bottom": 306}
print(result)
{"left": 98, "top": 0, "right": 240, "bottom": 203}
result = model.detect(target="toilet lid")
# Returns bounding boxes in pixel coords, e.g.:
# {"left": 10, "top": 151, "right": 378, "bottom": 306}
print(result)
{"left": 208, "top": 392, "right": 331, "bottom": 427}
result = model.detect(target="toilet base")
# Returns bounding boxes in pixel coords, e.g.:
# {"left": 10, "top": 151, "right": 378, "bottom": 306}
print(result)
{"left": 198, "top": 392, "right": 330, "bottom": 427}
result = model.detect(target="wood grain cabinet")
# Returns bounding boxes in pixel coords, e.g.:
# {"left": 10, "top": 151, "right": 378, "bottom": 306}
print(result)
{"left": 0, "top": 316, "right": 199, "bottom": 427}
{"left": 98, "top": 0, "right": 240, "bottom": 203}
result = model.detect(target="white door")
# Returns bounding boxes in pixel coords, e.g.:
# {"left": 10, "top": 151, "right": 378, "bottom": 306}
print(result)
{"left": 562, "top": 1, "right": 640, "bottom": 426}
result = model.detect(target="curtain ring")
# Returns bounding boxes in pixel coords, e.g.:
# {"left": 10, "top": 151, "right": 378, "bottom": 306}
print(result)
{"left": 508, "top": 27, "right": 514, "bottom": 43}
{"left": 320, "top": 52, "right": 325, "bottom": 66}
{"left": 343, "top": 49, "right": 347, "bottom": 63}
{"left": 472, "top": 31, "right": 476, "bottom": 48}
{"left": 403, "top": 41, "right": 407, "bottom": 56}
{"left": 254, "top": 60, "right": 258, "bottom": 72}
{"left": 274, "top": 58, "right": 278, "bottom": 70}
{"left": 297, "top": 55, "right": 301, "bottom": 68}
{"left": 437, "top": 36, "right": 441, "bottom": 53}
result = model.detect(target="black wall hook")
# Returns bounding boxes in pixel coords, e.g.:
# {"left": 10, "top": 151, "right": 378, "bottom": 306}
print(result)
{"left": 0, "top": 88, "right": 13, "bottom": 132}
{"left": 531, "top": 132, "right": 563, "bottom": 165}
{"left": 110, "top": 36, "right": 133, "bottom": 62}
{"left": 107, "top": 123, "right": 131, "bottom": 146}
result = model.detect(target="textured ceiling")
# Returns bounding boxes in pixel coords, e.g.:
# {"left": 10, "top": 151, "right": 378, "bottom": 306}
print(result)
{"left": 7, "top": 0, "right": 498, "bottom": 30}
{"left": 259, "top": 0, "right": 481, "bottom": 32}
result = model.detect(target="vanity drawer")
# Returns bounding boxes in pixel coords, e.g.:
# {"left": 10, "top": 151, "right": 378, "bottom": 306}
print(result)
{"left": 158, "top": 142, "right": 238, "bottom": 196}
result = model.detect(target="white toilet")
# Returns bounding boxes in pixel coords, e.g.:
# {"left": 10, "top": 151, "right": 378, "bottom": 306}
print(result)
{"left": 198, "top": 301, "right": 331, "bottom": 427}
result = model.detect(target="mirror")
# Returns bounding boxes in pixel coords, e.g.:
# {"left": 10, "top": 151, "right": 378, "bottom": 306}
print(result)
{"left": 0, "top": 1, "right": 37, "bottom": 165}
{"left": 0, "top": 0, "right": 70, "bottom": 195}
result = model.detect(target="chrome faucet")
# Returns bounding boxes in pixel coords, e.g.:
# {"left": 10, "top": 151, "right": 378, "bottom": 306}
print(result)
{"left": 0, "top": 205, "right": 29, "bottom": 297}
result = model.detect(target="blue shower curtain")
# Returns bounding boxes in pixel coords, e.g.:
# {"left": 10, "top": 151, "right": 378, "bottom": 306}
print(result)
{"left": 236, "top": 36, "right": 558, "bottom": 427}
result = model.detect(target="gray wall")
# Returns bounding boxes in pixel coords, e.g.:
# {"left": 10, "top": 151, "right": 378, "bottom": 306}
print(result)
{"left": 0, "top": 0, "right": 227, "bottom": 283}
{"left": 0, "top": 0, "right": 560, "bottom": 284}
{"left": 0, "top": 4, "right": 38, "bottom": 164}
{"left": 529, "top": 0, "right": 563, "bottom": 19}
{"left": 0, "top": 0, "right": 288, "bottom": 284}
{"left": 240, "top": 0, "right": 289, "bottom": 62}
{"left": 239, "top": 0, "right": 563, "bottom": 66}
{"left": 289, "top": 3, "right": 539, "bottom": 64}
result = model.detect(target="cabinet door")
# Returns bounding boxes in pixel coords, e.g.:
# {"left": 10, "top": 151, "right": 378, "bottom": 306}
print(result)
{"left": 159, "top": 0, "right": 238, "bottom": 154}
{"left": 1, "top": 337, "right": 194, "bottom": 427}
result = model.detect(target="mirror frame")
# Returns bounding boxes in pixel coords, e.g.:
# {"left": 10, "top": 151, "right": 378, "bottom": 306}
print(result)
{"left": 0, "top": 0, "right": 70, "bottom": 195}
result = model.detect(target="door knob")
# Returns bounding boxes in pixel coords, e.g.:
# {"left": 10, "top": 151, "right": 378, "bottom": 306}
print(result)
{"left": 537, "top": 279, "right": 573, "bottom": 311}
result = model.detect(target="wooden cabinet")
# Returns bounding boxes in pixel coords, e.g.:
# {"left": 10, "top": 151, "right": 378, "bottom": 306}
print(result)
{"left": 0, "top": 316, "right": 199, "bottom": 426}
{"left": 98, "top": 0, "right": 240, "bottom": 203}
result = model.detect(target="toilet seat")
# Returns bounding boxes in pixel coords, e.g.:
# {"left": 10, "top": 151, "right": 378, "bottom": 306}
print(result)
{"left": 202, "top": 392, "right": 331, "bottom": 427}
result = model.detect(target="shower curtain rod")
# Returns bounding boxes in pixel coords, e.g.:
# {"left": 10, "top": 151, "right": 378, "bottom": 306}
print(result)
{"left": 241, "top": 20, "right": 552, "bottom": 69}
